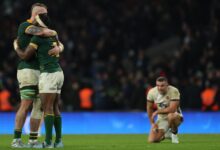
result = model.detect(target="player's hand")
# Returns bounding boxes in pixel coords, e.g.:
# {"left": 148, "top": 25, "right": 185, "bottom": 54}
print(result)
{"left": 13, "top": 39, "right": 19, "bottom": 50}
{"left": 48, "top": 46, "right": 60, "bottom": 57}
{"left": 152, "top": 123, "right": 158, "bottom": 133}
{"left": 152, "top": 111, "right": 158, "bottom": 120}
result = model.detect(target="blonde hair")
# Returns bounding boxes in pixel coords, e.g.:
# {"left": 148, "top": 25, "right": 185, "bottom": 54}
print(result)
{"left": 31, "top": 3, "right": 47, "bottom": 12}
{"left": 31, "top": 3, "right": 47, "bottom": 16}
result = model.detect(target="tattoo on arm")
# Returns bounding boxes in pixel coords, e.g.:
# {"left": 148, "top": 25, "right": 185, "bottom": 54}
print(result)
{"left": 25, "top": 26, "right": 43, "bottom": 35}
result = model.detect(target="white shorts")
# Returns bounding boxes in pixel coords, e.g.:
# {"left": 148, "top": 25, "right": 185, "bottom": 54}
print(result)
{"left": 17, "top": 69, "right": 40, "bottom": 88}
{"left": 156, "top": 113, "right": 183, "bottom": 132}
{"left": 17, "top": 69, "right": 40, "bottom": 100}
{"left": 39, "top": 71, "right": 64, "bottom": 94}
{"left": 156, "top": 118, "right": 169, "bottom": 132}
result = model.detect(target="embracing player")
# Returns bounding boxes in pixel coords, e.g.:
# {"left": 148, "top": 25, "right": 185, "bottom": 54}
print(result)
{"left": 14, "top": 13, "right": 64, "bottom": 148}
{"left": 12, "top": 3, "right": 62, "bottom": 148}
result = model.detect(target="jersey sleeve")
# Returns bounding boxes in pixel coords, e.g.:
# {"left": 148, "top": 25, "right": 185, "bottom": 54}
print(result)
{"left": 17, "top": 22, "right": 31, "bottom": 37}
{"left": 29, "top": 36, "right": 40, "bottom": 50}
{"left": 24, "top": 25, "right": 32, "bottom": 32}
{"left": 147, "top": 89, "right": 154, "bottom": 102}
{"left": 170, "top": 88, "right": 180, "bottom": 101}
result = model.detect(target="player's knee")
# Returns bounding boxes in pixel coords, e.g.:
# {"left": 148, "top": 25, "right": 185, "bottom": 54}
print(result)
{"left": 148, "top": 138, "right": 160, "bottom": 143}
{"left": 168, "top": 113, "right": 176, "bottom": 122}
{"left": 148, "top": 139, "right": 154, "bottom": 143}
{"left": 45, "top": 104, "right": 54, "bottom": 112}
{"left": 31, "top": 99, "right": 43, "bottom": 119}
{"left": 19, "top": 101, "right": 32, "bottom": 111}
{"left": 54, "top": 110, "right": 60, "bottom": 116}
{"left": 54, "top": 105, "right": 60, "bottom": 115}
{"left": 31, "top": 108, "right": 43, "bottom": 119}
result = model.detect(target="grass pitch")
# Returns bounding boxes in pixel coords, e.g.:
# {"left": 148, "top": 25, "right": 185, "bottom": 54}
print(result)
{"left": 0, "top": 134, "right": 220, "bottom": 150}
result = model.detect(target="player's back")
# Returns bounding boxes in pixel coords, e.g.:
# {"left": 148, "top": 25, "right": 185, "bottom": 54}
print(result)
{"left": 30, "top": 36, "right": 61, "bottom": 73}
{"left": 17, "top": 20, "right": 39, "bottom": 70}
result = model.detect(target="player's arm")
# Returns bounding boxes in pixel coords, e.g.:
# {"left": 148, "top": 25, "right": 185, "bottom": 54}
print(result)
{"left": 48, "top": 41, "right": 64, "bottom": 56}
{"left": 13, "top": 39, "right": 36, "bottom": 60}
{"left": 48, "top": 36, "right": 64, "bottom": 56}
{"left": 25, "top": 25, "right": 57, "bottom": 37}
{"left": 154, "top": 100, "right": 179, "bottom": 115}
{"left": 147, "top": 100, "right": 155, "bottom": 125}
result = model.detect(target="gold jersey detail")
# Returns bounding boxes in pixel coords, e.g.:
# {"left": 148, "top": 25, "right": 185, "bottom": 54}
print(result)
{"left": 29, "top": 43, "right": 38, "bottom": 49}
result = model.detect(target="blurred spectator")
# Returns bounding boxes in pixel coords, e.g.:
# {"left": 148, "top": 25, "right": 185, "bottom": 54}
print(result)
{"left": 201, "top": 84, "right": 219, "bottom": 111}
{"left": 79, "top": 86, "right": 94, "bottom": 110}
{"left": 0, "top": 85, "right": 14, "bottom": 111}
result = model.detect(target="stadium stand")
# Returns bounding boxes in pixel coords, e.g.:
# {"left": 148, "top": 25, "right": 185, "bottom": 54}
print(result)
{"left": 0, "top": 0, "right": 219, "bottom": 111}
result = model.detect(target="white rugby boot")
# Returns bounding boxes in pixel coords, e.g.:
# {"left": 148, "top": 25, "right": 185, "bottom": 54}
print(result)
{"left": 171, "top": 133, "right": 179, "bottom": 143}
{"left": 11, "top": 138, "right": 25, "bottom": 148}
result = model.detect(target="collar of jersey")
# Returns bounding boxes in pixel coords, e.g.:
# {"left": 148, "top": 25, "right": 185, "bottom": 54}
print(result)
{"left": 27, "top": 19, "right": 33, "bottom": 23}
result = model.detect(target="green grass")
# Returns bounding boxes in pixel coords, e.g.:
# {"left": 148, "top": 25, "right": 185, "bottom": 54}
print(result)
{"left": 1, "top": 134, "right": 220, "bottom": 150}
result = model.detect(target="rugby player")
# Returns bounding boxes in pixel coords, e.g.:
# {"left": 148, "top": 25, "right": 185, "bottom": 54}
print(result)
{"left": 147, "top": 76, "right": 183, "bottom": 143}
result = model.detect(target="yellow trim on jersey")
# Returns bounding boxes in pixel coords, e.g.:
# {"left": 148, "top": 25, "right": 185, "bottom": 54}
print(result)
{"left": 51, "top": 31, "right": 57, "bottom": 36}
{"left": 27, "top": 19, "right": 33, "bottom": 23}
{"left": 25, "top": 25, "right": 34, "bottom": 33}
{"left": 58, "top": 42, "right": 64, "bottom": 52}
{"left": 29, "top": 43, "right": 38, "bottom": 49}
{"left": 52, "top": 42, "right": 57, "bottom": 46}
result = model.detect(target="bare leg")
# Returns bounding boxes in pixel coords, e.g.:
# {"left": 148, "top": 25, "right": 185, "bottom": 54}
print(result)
{"left": 15, "top": 100, "right": 32, "bottom": 133}
{"left": 30, "top": 98, "right": 42, "bottom": 132}
{"left": 167, "top": 113, "right": 183, "bottom": 143}
{"left": 148, "top": 127, "right": 165, "bottom": 143}
{"left": 54, "top": 94, "right": 60, "bottom": 116}
{"left": 167, "top": 113, "right": 182, "bottom": 133}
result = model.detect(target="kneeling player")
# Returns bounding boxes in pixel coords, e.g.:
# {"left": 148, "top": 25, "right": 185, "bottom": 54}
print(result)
{"left": 146, "top": 76, "right": 183, "bottom": 143}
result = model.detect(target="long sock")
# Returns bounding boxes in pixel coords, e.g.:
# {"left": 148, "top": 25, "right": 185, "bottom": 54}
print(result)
{"left": 54, "top": 115, "right": 62, "bottom": 143}
{"left": 29, "top": 131, "right": 38, "bottom": 141}
{"left": 14, "top": 129, "right": 22, "bottom": 139}
{"left": 44, "top": 114, "right": 54, "bottom": 145}
{"left": 171, "top": 128, "right": 178, "bottom": 134}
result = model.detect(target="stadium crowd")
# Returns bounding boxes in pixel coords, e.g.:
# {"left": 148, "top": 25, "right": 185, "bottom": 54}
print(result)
{"left": 0, "top": 0, "right": 220, "bottom": 111}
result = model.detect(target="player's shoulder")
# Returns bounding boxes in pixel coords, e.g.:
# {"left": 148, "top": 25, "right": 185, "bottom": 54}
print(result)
{"left": 19, "top": 21, "right": 29, "bottom": 25}
{"left": 168, "top": 85, "right": 180, "bottom": 96}
{"left": 19, "top": 21, "right": 31, "bottom": 28}
{"left": 18, "top": 21, "right": 32, "bottom": 33}
{"left": 147, "top": 87, "right": 158, "bottom": 101}
{"left": 148, "top": 87, "right": 158, "bottom": 95}
{"left": 168, "top": 85, "right": 179, "bottom": 92}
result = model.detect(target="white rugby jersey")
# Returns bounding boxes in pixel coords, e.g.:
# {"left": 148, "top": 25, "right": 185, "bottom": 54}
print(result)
{"left": 147, "top": 85, "right": 183, "bottom": 119}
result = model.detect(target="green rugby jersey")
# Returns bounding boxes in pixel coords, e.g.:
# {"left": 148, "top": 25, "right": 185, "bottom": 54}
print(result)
{"left": 30, "top": 36, "right": 62, "bottom": 73}
{"left": 17, "top": 20, "right": 39, "bottom": 70}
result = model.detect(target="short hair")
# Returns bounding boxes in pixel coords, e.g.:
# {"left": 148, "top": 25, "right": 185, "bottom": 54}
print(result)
{"left": 31, "top": 3, "right": 47, "bottom": 12}
{"left": 156, "top": 76, "right": 168, "bottom": 82}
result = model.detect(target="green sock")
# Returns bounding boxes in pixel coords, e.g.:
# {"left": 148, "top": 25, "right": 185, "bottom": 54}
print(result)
{"left": 44, "top": 114, "right": 54, "bottom": 145}
{"left": 14, "top": 129, "right": 22, "bottom": 139}
{"left": 54, "top": 115, "right": 62, "bottom": 143}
